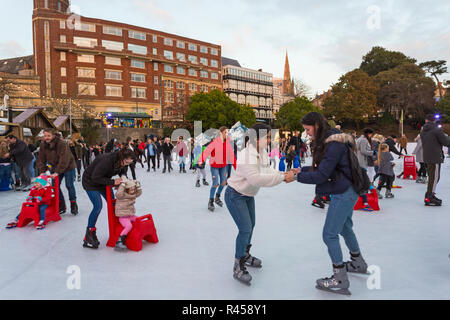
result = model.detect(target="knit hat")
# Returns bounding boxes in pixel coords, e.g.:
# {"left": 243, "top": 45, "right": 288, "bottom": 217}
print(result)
{"left": 121, "top": 177, "right": 136, "bottom": 189}
{"left": 34, "top": 176, "right": 48, "bottom": 187}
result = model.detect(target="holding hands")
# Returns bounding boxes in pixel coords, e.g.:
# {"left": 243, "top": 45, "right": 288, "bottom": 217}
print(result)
{"left": 284, "top": 170, "right": 296, "bottom": 183}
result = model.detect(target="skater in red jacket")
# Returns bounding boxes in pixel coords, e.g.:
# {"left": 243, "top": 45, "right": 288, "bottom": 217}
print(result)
{"left": 6, "top": 176, "right": 54, "bottom": 230}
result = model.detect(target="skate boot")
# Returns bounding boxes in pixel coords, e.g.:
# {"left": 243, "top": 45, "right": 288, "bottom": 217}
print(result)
{"left": 432, "top": 193, "right": 442, "bottom": 205}
{"left": 183, "top": 168, "right": 187, "bottom": 173}
{"left": 215, "top": 194, "right": 223, "bottom": 207}
{"left": 244, "top": 245, "right": 262, "bottom": 268}
{"left": 59, "top": 201, "right": 67, "bottom": 214}
{"left": 416, "top": 177, "right": 423, "bottom": 184}
{"left": 361, "top": 204, "right": 374, "bottom": 212}
{"left": 114, "top": 235, "right": 128, "bottom": 252}
{"left": 425, "top": 192, "right": 441, "bottom": 207}
{"left": 316, "top": 264, "right": 351, "bottom": 296}
{"left": 377, "top": 190, "right": 383, "bottom": 199}
{"left": 36, "top": 220, "right": 45, "bottom": 230}
{"left": 345, "top": 252, "right": 368, "bottom": 274}
{"left": 83, "top": 227, "right": 100, "bottom": 249}
{"left": 196, "top": 180, "right": 201, "bottom": 188}
{"left": 233, "top": 257, "right": 252, "bottom": 286}
{"left": 311, "top": 196, "right": 325, "bottom": 209}
{"left": 385, "top": 191, "right": 394, "bottom": 199}
{"left": 322, "top": 195, "right": 331, "bottom": 204}
{"left": 179, "top": 167, "right": 182, "bottom": 173}
{"left": 70, "top": 201, "right": 79, "bottom": 215}
{"left": 208, "top": 198, "right": 215, "bottom": 212}
{"left": 422, "top": 177, "right": 428, "bottom": 184}
{"left": 5, "top": 220, "right": 18, "bottom": 229}
{"left": 202, "top": 179, "right": 209, "bottom": 186}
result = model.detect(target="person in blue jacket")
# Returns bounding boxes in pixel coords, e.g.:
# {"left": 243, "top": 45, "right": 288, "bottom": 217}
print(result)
{"left": 294, "top": 112, "right": 368, "bottom": 296}
{"left": 145, "top": 138, "right": 157, "bottom": 172}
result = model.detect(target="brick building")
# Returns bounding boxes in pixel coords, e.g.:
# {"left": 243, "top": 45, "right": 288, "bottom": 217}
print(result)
{"left": 32, "top": 0, "right": 222, "bottom": 125}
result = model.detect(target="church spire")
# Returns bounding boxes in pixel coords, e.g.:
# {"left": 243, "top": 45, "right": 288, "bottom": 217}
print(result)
{"left": 283, "top": 51, "right": 294, "bottom": 96}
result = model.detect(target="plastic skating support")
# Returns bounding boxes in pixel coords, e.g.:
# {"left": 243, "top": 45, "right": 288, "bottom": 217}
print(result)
{"left": 354, "top": 189, "right": 380, "bottom": 211}
{"left": 403, "top": 156, "right": 417, "bottom": 180}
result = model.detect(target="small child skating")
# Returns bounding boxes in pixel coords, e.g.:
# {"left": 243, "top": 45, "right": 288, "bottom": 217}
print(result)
{"left": 285, "top": 146, "right": 296, "bottom": 171}
{"left": 114, "top": 178, "right": 142, "bottom": 251}
{"left": 376, "top": 144, "right": 395, "bottom": 199}
{"left": 269, "top": 147, "right": 281, "bottom": 170}
{"left": 193, "top": 144, "right": 209, "bottom": 188}
{"left": 6, "top": 176, "right": 53, "bottom": 230}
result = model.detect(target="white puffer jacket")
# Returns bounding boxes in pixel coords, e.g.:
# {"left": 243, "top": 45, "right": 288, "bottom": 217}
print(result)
{"left": 227, "top": 143, "right": 285, "bottom": 197}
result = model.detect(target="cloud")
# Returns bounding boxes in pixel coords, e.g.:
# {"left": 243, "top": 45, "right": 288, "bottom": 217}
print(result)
{"left": 131, "top": 0, "right": 174, "bottom": 23}
{"left": 0, "top": 41, "right": 27, "bottom": 59}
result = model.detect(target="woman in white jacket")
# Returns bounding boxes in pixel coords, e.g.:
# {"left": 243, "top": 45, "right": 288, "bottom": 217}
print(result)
{"left": 225, "top": 123, "right": 295, "bottom": 285}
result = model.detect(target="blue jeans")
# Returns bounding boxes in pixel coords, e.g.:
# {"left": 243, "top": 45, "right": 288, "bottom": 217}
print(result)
{"left": 57, "top": 169, "right": 77, "bottom": 203}
{"left": 323, "top": 186, "right": 360, "bottom": 265}
{"left": 0, "top": 165, "right": 13, "bottom": 186}
{"left": 29, "top": 156, "right": 36, "bottom": 178}
{"left": 16, "top": 204, "right": 48, "bottom": 221}
{"left": 179, "top": 156, "right": 186, "bottom": 169}
{"left": 210, "top": 166, "right": 228, "bottom": 199}
{"left": 225, "top": 187, "right": 256, "bottom": 259}
{"left": 86, "top": 190, "right": 109, "bottom": 228}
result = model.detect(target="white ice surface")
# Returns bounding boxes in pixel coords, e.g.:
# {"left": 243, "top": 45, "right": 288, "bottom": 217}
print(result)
{"left": 0, "top": 144, "right": 449, "bottom": 300}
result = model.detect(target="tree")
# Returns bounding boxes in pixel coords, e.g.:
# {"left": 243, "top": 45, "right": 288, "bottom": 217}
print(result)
{"left": 419, "top": 60, "right": 448, "bottom": 98}
{"left": 292, "top": 78, "right": 311, "bottom": 98}
{"left": 437, "top": 92, "right": 450, "bottom": 122}
{"left": 185, "top": 89, "right": 256, "bottom": 129}
{"left": 276, "top": 96, "right": 320, "bottom": 132}
{"left": 360, "top": 46, "right": 416, "bottom": 76}
{"left": 323, "top": 69, "right": 379, "bottom": 129}
{"left": 80, "top": 112, "right": 100, "bottom": 145}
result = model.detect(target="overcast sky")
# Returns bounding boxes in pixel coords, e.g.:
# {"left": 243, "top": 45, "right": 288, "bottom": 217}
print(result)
{"left": 1, "top": 0, "right": 449, "bottom": 95}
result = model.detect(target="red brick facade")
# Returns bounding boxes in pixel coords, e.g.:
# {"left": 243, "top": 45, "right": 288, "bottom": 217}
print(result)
{"left": 32, "top": 0, "right": 222, "bottom": 121}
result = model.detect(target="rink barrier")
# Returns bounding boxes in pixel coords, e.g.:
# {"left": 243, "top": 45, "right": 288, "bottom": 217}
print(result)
{"left": 105, "top": 186, "right": 159, "bottom": 252}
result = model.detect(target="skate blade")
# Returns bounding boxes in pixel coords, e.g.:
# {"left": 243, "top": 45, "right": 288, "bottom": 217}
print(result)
{"left": 233, "top": 275, "right": 252, "bottom": 286}
{"left": 245, "top": 264, "right": 263, "bottom": 269}
{"left": 311, "top": 203, "right": 325, "bottom": 209}
{"left": 83, "top": 242, "right": 99, "bottom": 249}
{"left": 315, "top": 285, "right": 351, "bottom": 296}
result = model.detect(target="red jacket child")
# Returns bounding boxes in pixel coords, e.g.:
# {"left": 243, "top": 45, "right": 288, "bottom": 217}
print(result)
{"left": 200, "top": 136, "right": 236, "bottom": 169}
{"left": 26, "top": 177, "right": 54, "bottom": 205}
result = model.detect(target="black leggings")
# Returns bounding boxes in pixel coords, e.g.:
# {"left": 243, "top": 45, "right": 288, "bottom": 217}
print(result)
{"left": 377, "top": 174, "right": 394, "bottom": 192}
{"left": 75, "top": 159, "right": 82, "bottom": 176}
{"left": 147, "top": 156, "right": 156, "bottom": 170}
{"left": 129, "top": 163, "right": 136, "bottom": 180}
{"left": 418, "top": 163, "right": 427, "bottom": 178}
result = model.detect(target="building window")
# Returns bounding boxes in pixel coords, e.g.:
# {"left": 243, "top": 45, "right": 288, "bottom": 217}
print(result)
{"left": 176, "top": 53, "right": 186, "bottom": 62}
{"left": 200, "top": 71, "right": 208, "bottom": 78}
{"left": 60, "top": 20, "right": 65, "bottom": 29}
{"left": 154, "top": 76, "right": 159, "bottom": 84}
{"left": 200, "top": 46, "right": 208, "bottom": 53}
{"left": 77, "top": 68, "right": 95, "bottom": 78}
{"left": 60, "top": 35, "right": 66, "bottom": 43}
{"left": 153, "top": 62, "right": 158, "bottom": 70}
{"left": 128, "top": 30, "right": 146, "bottom": 40}
{"left": 176, "top": 41, "right": 185, "bottom": 49}
{"left": 176, "top": 81, "right": 185, "bottom": 89}
{"left": 131, "top": 87, "right": 146, "bottom": 98}
{"left": 152, "top": 48, "right": 157, "bottom": 55}
{"left": 78, "top": 54, "right": 95, "bottom": 63}
{"left": 211, "top": 48, "right": 218, "bottom": 55}
{"left": 164, "top": 65, "right": 173, "bottom": 73}
{"left": 188, "top": 55, "right": 197, "bottom": 64}
{"left": 128, "top": 44, "right": 147, "bottom": 55}
{"left": 102, "top": 40, "right": 123, "bottom": 51}
{"left": 164, "top": 92, "right": 174, "bottom": 103}
{"left": 130, "top": 59, "right": 145, "bottom": 69}
{"left": 105, "top": 56, "right": 121, "bottom": 65}
{"left": 60, "top": 52, "right": 66, "bottom": 61}
{"left": 105, "top": 85, "right": 122, "bottom": 97}
{"left": 188, "top": 69, "right": 197, "bottom": 76}
{"left": 164, "top": 38, "right": 173, "bottom": 46}
{"left": 188, "top": 43, "right": 197, "bottom": 51}
{"left": 164, "top": 50, "right": 173, "bottom": 60}
{"left": 200, "top": 57, "right": 208, "bottom": 66}
{"left": 177, "top": 66, "right": 185, "bottom": 75}
{"left": 78, "top": 83, "right": 96, "bottom": 96}
{"left": 189, "top": 83, "right": 197, "bottom": 91}
{"left": 58, "top": 1, "right": 62, "bottom": 12}
{"left": 211, "top": 72, "right": 219, "bottom": 80}
{"left": 61, "top": 67, "right": 66, "bottom": 77}
{"left": 131, "top": 73, "right": 146, "bottom": 82}
{"left": 210, "top": 59, "right": 218, "bottom": 68}
{"left": 164, "top": 80, "right": 174, "bottom": 88}
{"left": 74, "top": 37, "right": 97, "bottom": 48}
{"left": 61, "top": 83, "right": 67, "bottom": 94}
{"left": 74, "top": 22, "right": 96, "bottom": 32}
{"left": 103, "top": 26, "right": 122, "bottom": 36}
{"left": 200, "top": 85, "right": 209, "bottom": 92}
{"left": 154, "top": 90, "right": 159, "bottom": 100}
{"left": 105, "top": 70, "right": 122, "bottom": 80}
{"left": 44, "top": 0, "right": 48, "bottom": 8}
{"left": 153, "top": 35, "right": 158, "bottom": 43}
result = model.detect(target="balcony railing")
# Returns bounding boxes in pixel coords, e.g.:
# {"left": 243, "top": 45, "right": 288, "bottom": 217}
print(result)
{"left": 223, "top": 74, "right": 273, "bottom": 86}
{"left": 224, "top": 87, "right": 273, "bottom": 98}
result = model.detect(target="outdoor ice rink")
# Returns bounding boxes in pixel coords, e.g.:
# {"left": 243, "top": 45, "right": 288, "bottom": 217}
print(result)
{"left": 0, "top": 144, "right": 449, "bottom": 300}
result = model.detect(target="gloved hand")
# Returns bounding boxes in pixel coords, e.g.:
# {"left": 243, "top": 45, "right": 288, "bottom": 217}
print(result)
{"left": 35, "top": 196, "right": 42, "bottom": 203}
{"left": 26, "top": 196, "right": 33, "bottom": 202}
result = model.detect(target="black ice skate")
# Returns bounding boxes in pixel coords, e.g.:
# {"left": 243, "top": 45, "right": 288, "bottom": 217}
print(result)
{"left": 385, "top": 191, "right": 394, "bottom": 199}
{"left": 59, "top": 201, "right": 67, "bottom": 214}
{"left": 202, "top": 179, "right": 209, "bottom": 186}
{"left": 70, "top": 201, "right": 79, "bottom": 215}
{"left": 208, "top": 198, "right": 215, "bottom": 212}
{"left": 215, "top": 194, "right": 223, "bottom": 207}
{"left": 233, "top": 257, "right": 252, "bottom": 286}
{"left": 311, "top": 196, "right": 325, "bottom": 209}
{"left": 425, "top": 193, "right": 441, "bottom": 207}
{"left": 316, "top": 265, "right": 351, "bottom": 296}
{"left": 114, "top": 235, "right": 128, "bottom": 252}
{"left": 244, "top": 244, "right": 262, "bottom": 268}
{"left": 83, "top": 227, "right": 100, "bottom": 249}
{"left": 196, "top": 180, "right": 201, "bottom": 188}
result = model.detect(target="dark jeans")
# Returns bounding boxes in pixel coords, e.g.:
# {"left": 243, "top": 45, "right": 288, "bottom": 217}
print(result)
{"left": 156, "top": 152, "right": 161, "bottom": 168}
{"left": 75, "top": 159, "right": 82, "bottom": 176}
{"left": 129, "top": 162, "right": 136, "bottom": 180}
{"left": 225, "top": 187, "right": 256, "bottom": 259}
{"left": 0, "top": 164, "right": 14, "bottom": 186}
{"left": 86, "top": 190, "right": 108, "bottom": 228}
{"left": 163, "top": 154, "right": 172, "bottom": 171}
{"left": 323, "top": 186, "right": 360, "bottom": 265}
{"left": 57, "top": 169, "right": 77, "bottom": 203}
{"left": 426, "top": 163, "right": 441, "bottom": 194}
{"left": 18, "top": 160, "right": 32, "bottom": 186}
{"left": 147, "top": 156, "right": 156, "bottom": 170}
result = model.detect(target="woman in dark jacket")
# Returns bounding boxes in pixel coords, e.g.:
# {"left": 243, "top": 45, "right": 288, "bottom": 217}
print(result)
{"left": 295, "top": 112, "right": 368, "bottom": 296}
{"left": 82, "top": 148, "right": 135, "bottom": 249}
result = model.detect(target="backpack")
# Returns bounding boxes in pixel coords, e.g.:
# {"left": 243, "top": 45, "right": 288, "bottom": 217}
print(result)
{"left": 338, "top": 144, "right": 372, "bottom": 195}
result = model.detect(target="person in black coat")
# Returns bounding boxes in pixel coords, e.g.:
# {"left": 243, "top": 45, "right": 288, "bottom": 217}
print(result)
{"left": 161, "top": 137, "right": 174, "bottom": 173}
{"left": 384, "top": 136, "right": 402, "bottom": 157}
{"left": 5, "top": 135, "right": 34, "bottom": 190}
{"left": 420, "top": 114, "right": 450, "bottom": 205}
{"left": 82, "top": 148, "right": 135, "bottom": 249}
{"left": 288, "top": 131, "right": 302, "bottom": 158}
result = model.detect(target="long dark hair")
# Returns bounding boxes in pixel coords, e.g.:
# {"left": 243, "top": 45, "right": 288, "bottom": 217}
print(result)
{"left": 301, "top": 112, "right": 331, "bottom": 169}
{"left": 115, "top": 148, "right": 135, "bottom": 168}
{"left": 362, "top": 128, "right": 374, "bottom": 145}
